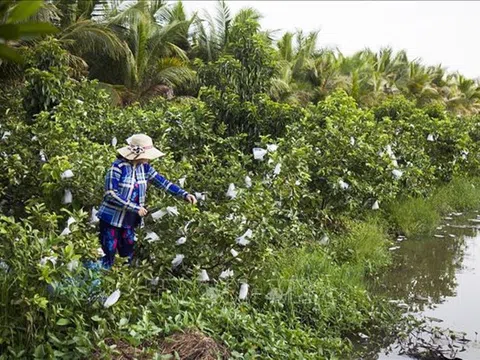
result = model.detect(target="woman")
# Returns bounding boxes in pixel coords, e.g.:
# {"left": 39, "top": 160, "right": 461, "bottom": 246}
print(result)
{"left": 96, "top": 134, "right": 196, "bottom": 269}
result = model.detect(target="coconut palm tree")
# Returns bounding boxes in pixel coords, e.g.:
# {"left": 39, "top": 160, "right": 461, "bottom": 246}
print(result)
{"left": 99, "top": 0, "right": 195, "bottom": 99}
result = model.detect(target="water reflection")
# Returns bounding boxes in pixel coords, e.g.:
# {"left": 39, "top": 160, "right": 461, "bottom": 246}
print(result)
{"left": 370, "top": 214, "right": 480, "bottom": 359}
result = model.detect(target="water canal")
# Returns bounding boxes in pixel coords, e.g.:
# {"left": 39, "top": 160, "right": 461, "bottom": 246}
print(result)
{"left": 373, "top": 212, "right": 480, "bottom": 359}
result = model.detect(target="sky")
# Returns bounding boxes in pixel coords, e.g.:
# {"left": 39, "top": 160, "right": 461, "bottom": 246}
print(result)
{"left": 181, "top": 1, "right": 480, "bottom": 79}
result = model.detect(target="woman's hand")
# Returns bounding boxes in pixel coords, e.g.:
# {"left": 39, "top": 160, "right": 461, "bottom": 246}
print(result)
{"left": 138, "top": 207, "right": 148, "bottom": 217}
{"left": 185, "top": 194, "right": 197, "bottom": 205}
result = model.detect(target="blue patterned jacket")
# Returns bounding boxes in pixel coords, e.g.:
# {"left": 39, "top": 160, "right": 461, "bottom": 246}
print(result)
{"left": 97, "top": 158, "right": 189, "bottom": 228}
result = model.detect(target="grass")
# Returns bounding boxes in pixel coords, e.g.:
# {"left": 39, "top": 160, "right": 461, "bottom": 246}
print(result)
{"left": 388, "top": 177, "right": 480, "bottom": 237}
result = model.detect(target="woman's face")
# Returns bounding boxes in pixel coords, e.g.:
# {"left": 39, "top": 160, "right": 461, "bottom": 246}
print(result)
{"left": 132, "top": 159, "right": 149, "bottom": 165}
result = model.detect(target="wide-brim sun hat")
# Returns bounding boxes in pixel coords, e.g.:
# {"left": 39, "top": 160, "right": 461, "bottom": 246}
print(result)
{"left": 117, "top": 134, "right": 165, "bottom": 160}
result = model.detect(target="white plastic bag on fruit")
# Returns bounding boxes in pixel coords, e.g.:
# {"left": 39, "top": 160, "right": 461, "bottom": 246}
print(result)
{"left": 266, "top": 144, "right": 278, "bottom": 152}
{"left": 219, "top": 269, "right": 234, "bottom": 279}
{"left": 195, "top": 192, "right": 206, "bottom": 201}
{"left": 273, "top": 163, "right": 281, "bottom": 176}
{"left": 176, "top": 237, "right": 186, "bottom": 245}
{"left": 90, "top": 207, "right": 99, "bottom": 224}
{"left": 230, "top": 249, "right": 239, "bottom": 257}
{"left": 245, "top": 176, "right": 252, "bottom": 188}
{"left": 350, "top": 137, "right": 355, "bottom": 146}
{"left": 39, "top": 150, "right": 47, "bottom": 162}
{"left": 236, "top": 229, "right": 253, "bottom": 246}
{"left": 62, "top": 189, "right": 72, "bottom": 204}
{"left": 97, "top": 247, "right": 106, "bottom": 257}
{"left": 226, "top": 183, "right": 237, "bottom": 199}
{"left": 60, "top": 227, "right": 71, "bottom": 236}
{"left": 151, "top": 209, "right": 167, "bottom": 221}
{"left": 67, "top": 259, "right": 79, "bottom": 272}
{"left": 171, "top": 254, "right": 184, "bottom": 268}
{"left": 40, "top": 256, "right": 57, "bottom": 266}
{"left": 392, "top": 169, "right": 403, "bottom": 179}
{"left": 111, "top": 137, "right": 117, "bottom": 146}
{"left": 145, "top": 231, "right": 159, "bottom": 243}
{"left": 104, "top": 289, "right": 121, "bottom": 308}
{"left": 198, "top": 269, "right": 209, "bottom": 282}
{"left": 239, "top": 283, "right": 249, "bottom": 300}
{"left": 319, "top": 235, "right": 329, "bottom": 245}
{"left": 427, "top": 134, "right": 435, "bottom": 142}
{"left": 61, "top": 170, "right": 74, "bottom": 179}
{"left": 178, "top": 176, "right": 186, "bottom": 187}
{"left": 338, "top": 179, "right": 349, "bottom": 190}
{"left": 253, "top": 147, "right": 267, "bottom": 160}
{"left": 166, "top": 206, "right": 179, "bottom": 216}
{"left": 372, "top": 200, "right": 380, "bottom": 210}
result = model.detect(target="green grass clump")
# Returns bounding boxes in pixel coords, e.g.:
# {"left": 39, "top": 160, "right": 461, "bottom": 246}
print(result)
{"left": 430, "top": 177, "right": 480, "bottom": 214}
{"left": 329, "top": 219, "right": 391, "bottom": 271}
{"left": 388, "top": 197, "right": 440, "bottom": 237}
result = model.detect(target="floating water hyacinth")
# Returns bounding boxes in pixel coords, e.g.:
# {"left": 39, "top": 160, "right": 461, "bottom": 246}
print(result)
{"left": 226, "top": 183, "right": 238, "bottom": 199}
{"left": 97, "top": 247, "right": 106, "bottom": 257}
{"left": 230, "top": 249, "right": 239, "bottom": 257}
{"left": 176, "top": 237, "right": 187, "bottom": 245}
{"left": 392, "top": 169, "right": 403, "bottom": 179}
{"left": 427, "top": 134, "right": 435, "bottom": 142}
{"left": 372, "top": 200, "right": 380, "bottom": 210}
{"left": 62, "top": 189, "right": 72, "bottom": 204}
{"left": 253, "top": 147, "right": 267, "bottom": 160}
{"left": 104, "top": 289, "right": 121, "bottom": 308}
{"left": 145, "top": 231, "right": 159, "bottom": 243}
{"left": 166, "top": 206, "right": 179, "bottom": 216}
{"left": 171, "top": 254, "right": 184, "bottom": 268}
{"left": 338, "top": 179, "right": 349, "bottom": 190}
{"left": 195, "top": 192, "right": 206, "bottom": 201}
{"left": 66, "top": 259, "right": 79, "bottom": 272}
{"left": 273, "top": 163, "right": 282, "bottom": 176}
{"left": 219, "top": 269, "right": 234, "bottom": 279}
{"left": 60, "top": 227, "right": 71, "bottom": 237}
{"left": 266, "top": 144, "right": 278, "bottom": 152}
{"left": 151, "top": 209, "right": 167, "bottom": 221}
{"left": 111, "top": 137, "right": 117, "bottom": 146}
{"left": 90, "top": 207, "right": 99, "bottom": 224}
{"left": 236, "top": 229, "right": 253, "bottom": 246}
{"left": 239, "top": 283, "right": 249, "bottom": 300}
{"left": 178, "top": 176, "right": 186, "bottom": 187}
{"left": 198, "top": 269, "right": 209, "bottom": 282}
{"left": 245, "top": 175, "right": 252, "bottom": 188}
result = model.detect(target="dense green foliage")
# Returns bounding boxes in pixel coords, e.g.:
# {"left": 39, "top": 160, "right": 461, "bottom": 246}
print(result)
{"left": 2, "top": 1, "right": 480, "bottom": 359}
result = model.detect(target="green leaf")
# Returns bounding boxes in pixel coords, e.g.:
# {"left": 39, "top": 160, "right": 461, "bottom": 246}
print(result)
{"left": 0, "top": 43, "right": 23, "bottom": 63}
{"left": 0, "top": 24, "right": 19, "bottom": 40}
{"left": 8, "top": 0, "right": 43, "bottom": 23}
{"left": 56, "top": 318, "right": 70, "bottom": 326}
{"left": 17, "top": 22, "right": 59, "bottom": 37}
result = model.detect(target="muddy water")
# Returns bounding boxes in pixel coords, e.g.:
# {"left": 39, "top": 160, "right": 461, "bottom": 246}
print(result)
{"left": 373, "top": 213, "right": 480, "bottom": 359}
